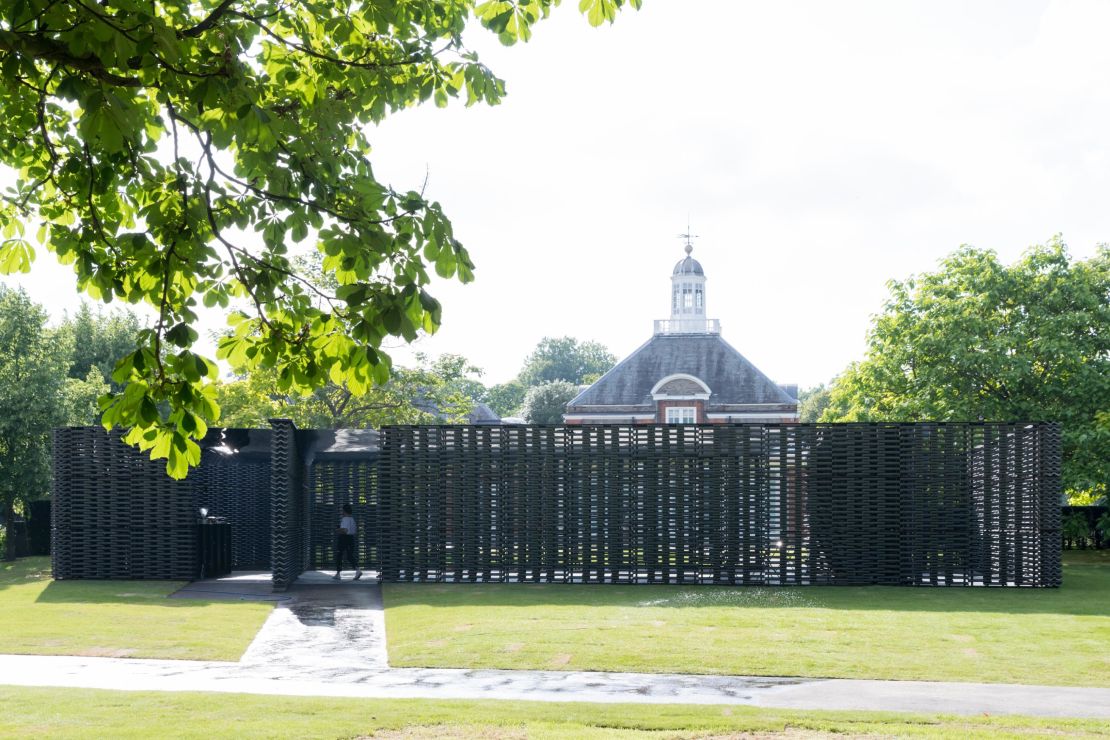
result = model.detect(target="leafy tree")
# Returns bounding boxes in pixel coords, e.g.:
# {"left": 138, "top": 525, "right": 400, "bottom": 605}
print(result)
{"left": 0, "top": 1, "right": 639, "bottom": 476}
{"left": 485, "top": 379, "right": 527, "bottom": 418}
{"left": 0, "top": 287, "right": 70, "bottom": 560}
{"left": 1062, "top": 512, "right": 1091, "bottom": 549}
{"left": 58, "top": 302, "right": 144, "bottom": 390}
{"left": 518, "top": 336, "right": 617, "bottom": 387}
{"left": 1097, "top": 511, "right": 1110, "bottom": 543}
{"left": 61, "top": 367, "right": 112, "bottom": 425}
{"left": 217, "top": 352, "right": 479, "bottom": 428}
{"left": 482, "top": 336, "right": 615, "bottom": 418}
{"left": 430, "top": 353, "right": 488, "bottom": 411}
{"left": 821, "top": 239, "right": 1109, "bottom": 495}
{"left": 798, "top": 384, "right": 831, "bottom": 423}
{"left": 521, "top": 380, "right": 578, "bottom": 424}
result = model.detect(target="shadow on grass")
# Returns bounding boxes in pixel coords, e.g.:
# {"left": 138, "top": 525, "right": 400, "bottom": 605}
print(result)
{"left": 12, "top": 554, "right": 1110, "bottom": 619}
{"left": 0, "top": 556, "right": 53, "bottom": 593}
{"left": 33, "top": 581, "right": 203, "bottom": 605}
{"left": 1061, "top": 549, "right": 1110, "bottom": 565}
{"left": 0, "top": 558, "right": 225, "bottom": 609}
{"left": 382, "top": 555, "right": 1110, "bottom": 618}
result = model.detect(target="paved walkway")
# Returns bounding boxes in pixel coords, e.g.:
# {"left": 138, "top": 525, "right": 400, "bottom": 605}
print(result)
{"left": 3, "top": 571, "right": 1108, "bottom": 719}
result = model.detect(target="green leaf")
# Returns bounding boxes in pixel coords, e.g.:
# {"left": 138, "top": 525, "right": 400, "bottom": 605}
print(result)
{"left": 165, "top": 323, "right": 198, "bottom": 348}
{"left": 434, "top": 253, "right": 456, "bottom": 278}
{"left": 579, "top": 0, "right": 618, "bottom": 27}
{"left": 0, "top": 240, "right": 35, "bottom": 274}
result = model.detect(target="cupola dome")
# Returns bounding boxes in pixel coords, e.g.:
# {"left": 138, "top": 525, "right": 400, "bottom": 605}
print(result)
{"left": 672, "top": 244, "right": 704, "bottom": 276}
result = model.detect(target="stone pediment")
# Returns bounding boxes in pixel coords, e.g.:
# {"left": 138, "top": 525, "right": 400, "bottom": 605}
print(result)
{"left": 657, "top": 377, "right": 706, "bottom": 396}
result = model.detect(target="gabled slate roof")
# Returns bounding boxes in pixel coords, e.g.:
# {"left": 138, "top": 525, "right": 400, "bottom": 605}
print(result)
{"left": 468, "top": 402, "right": 501, "bottom": 424}
{"left": 412, "top": 399, "right": 500, "bottom": 424}
{"left": 566, "top": 334, "right": 796, "bottom": 411}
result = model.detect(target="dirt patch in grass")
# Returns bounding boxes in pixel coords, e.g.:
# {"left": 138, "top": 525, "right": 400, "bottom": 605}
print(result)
{"left": 78, "top": 647, "right": 137, "bottom": 658}
{"left": 549, "top": 653, "right": 572, "bottom": 667}
{"left": 365, "top": 726, "right": 528, "bottom": 739}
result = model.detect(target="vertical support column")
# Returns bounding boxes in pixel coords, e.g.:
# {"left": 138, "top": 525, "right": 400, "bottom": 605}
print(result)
{"left": 270, "top": 418, "right": 304, "bottom": 591}
{"left": 1039, "top": 422, "right": 1063, "bottom": 587}
{"left": 50, "top": 428, "right": 71, "bottom": 580}
{"left": 376, "top": 427, "right": 396, "bottom": 581}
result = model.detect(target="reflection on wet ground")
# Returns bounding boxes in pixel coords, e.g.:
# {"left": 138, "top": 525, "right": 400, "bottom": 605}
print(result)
{"left": 238, "top": 574, "right": 389, "bottom": 671}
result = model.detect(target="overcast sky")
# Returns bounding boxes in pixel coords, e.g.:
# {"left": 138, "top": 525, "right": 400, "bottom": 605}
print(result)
{"left": 7, "top": 0, "right": 1110, "bottom": 389}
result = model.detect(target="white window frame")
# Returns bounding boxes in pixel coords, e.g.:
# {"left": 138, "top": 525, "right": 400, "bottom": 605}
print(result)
{"left": 665, "top": 406, "right": 697, "bottom": 424}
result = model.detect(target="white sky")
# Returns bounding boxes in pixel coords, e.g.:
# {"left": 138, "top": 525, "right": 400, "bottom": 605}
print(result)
{"left": 7, "top": 0, "right": 1110, "bottom": 389}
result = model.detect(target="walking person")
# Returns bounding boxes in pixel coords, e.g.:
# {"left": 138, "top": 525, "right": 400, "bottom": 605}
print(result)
{"left": 334, "top": 503, "right": 362, "bottom": 581}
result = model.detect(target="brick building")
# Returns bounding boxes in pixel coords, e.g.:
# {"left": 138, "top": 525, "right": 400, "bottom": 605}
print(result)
{"left": 563, "top": 244, "right": 798, "bottom": 424}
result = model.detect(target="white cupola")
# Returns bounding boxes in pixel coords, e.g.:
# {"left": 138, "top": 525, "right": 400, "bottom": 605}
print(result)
{"left": 655, "top": 242, "right": 718, "bottom": 334}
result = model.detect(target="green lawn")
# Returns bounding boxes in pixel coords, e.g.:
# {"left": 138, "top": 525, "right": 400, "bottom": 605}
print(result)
{"left": 0, "top": 557, "right": 271, "bottom": 661}
{"left": 383, "top": 551, "right": 1110, "bottom": 687}
{"left": 1, "top": 686, "right": 1107, "bottom": 739}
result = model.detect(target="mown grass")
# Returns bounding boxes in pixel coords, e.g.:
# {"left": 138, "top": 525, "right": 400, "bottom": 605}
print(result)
{"left": 383, "top": 551, "right": 1110, "bottom": 686}
{"left": 0, "top": 557, "right": 271, "bottom": 661}
{"left": 1, "top": 686, "right": 1107, "bottom": 739}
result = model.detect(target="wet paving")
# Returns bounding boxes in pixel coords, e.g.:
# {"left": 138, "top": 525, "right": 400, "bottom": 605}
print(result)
{"left": 238, "top": 573, "right": 388, "bottom": 672}
{"left": 5, "top": 570, "right": 1110, "bottom": 718}
{"left": 169, "top": 571, "right": 291, "bottom": 602}
{"left": 4, "top": 651, "right": 1110, "bottom": 717}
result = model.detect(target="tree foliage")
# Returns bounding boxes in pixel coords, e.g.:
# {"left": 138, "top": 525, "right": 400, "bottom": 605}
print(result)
{"left": 822, "top": 239, "right": 1110, "bottom": 494}
{"left": 521, "top": 380, "right": 578, "bottom": 424}
{"left": 216, "top": 352, "right": 479, "bottom": 428}
{"left": 58, "top": 302, "right": 144, "bottom": 390}
{"left": 0, "top": 287, "right": 70, "bottom": 559}
{"left": 480, "top": 336, "right": 616, "bottom": 418}
{"left": 797, "top": 384, "right": 831, "bottom": 423}
{"left": 61, "top": 366, "right": 111, "bottom": 425}
{"left": 485, "top": 378, "right": 527, "bottom": 418}
{"left": 518, "top": 336, "right": 617, "bottom": 386}
{"left": 0, "top": 0, "right": 639, "bottom": 476}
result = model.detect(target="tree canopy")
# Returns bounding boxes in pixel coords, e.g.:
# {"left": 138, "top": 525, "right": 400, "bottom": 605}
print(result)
{"left": 216, "top": 352, "right": 480, "bottom": 428}
{"left": 0, "top": 287, "right": 71, "bottom": 558}
{"left": 822, "top": 239, "right": 1109, "bottom": 495}
{"left": 484, "top": 378, "right": 527, "bottom": 418}
{"left": 797, "top": 384, "right": 831, "bottom": 423}
{"left": 59, "top": 302, "right": 144, "bottom": 390}
{"left": 521, "top": 380, "right": 578, "bottom": 424}
{"left": 478, "top": 336, "right": 616, "bottom": 417}
{"left": 518, "top": 336, "right": 617, "bottom": 387}
{"left": 0, "top": 0, "right": 639, "bottom": 476}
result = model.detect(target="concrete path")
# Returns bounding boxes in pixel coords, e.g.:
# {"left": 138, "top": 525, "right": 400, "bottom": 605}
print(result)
{"left": 3, "top": 653, "right": 1109, "bottom": 718}
{"left": 239, "top": 578, "right": 389, "bottom": 672}
{"left": 4, "top": 571, "right": 1109, "bottom": 720}
{"left": 172, "top": 570, "right": 390, "bottom": 673}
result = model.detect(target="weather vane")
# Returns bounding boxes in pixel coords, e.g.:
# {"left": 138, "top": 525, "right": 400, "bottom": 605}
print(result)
{"left": 677, "top": 217, "right": 698, "bottom": 254}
